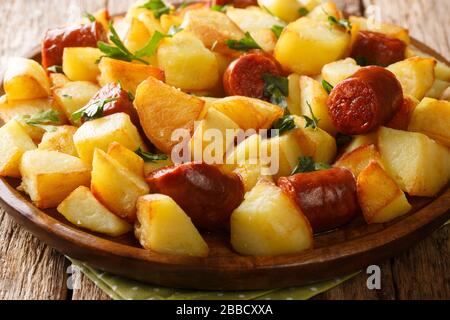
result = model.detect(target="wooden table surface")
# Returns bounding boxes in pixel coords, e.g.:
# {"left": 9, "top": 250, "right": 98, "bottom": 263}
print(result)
{"left": 0, "top": 0, "right": 449, "bottom": 300}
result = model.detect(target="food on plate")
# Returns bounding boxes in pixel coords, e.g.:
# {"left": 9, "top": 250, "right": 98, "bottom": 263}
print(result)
{"left": 42, "top": 21, "right": 107, "bottom": 69}
{"left": 62, "top": 47, "right": 103, "bottom": 82}
{"left": 321, "top": 58, "right": 361, "bottom": 87}
{"left": 19, "top": 150, "right": 91, "bottom": 209}
{"left": 0, "top": 120, "right": 37, "bottom": 178}
{"left": 386, "top": 95, "right": 419, "bottom": 130}
{"left": 357, "top": 161, "right": 411, "bottom": 224}
{"left": 135, "top": 194, "right": 209, "bottom": 257}
{"left": 233, "top": 163, "right": 272, "bottom": 192}
{"left": 278, "top": 167, "right": 360, "bottom": 233}
{"left": 350, "top": 31, "right": 406, "bottom": 67}
{"left": 327, "top": 66, "right": 403, "bottom": 135}
{"left": 223, "top": 53, "right": 282, "bottom": 99}
{"left": 257, "top": 0, "right": 313, "bottom": 22}
{"left": 107, "top": 142, "right": 144, "bottom": 177}
{"left": 91, "top": 149, "right": 149, "bottom": 223}
{"left": 57, "top": 186, "right": 131, "bottom": 236}
{"left": 73, "top": 112, "right": 145, "bottom": 165}
{"left": 134, "top": 76, "right": 205, "bottom": 154}
{"left": 231, "top": 179, "right": 313, "bottom": 256}
{"left": 4, "top": 58, "right": 51, "bottom": 101}
{"left": 349, "top": 16, "right": 410, "bottom": 44}
{"left": 146, "top": 163, "right": 245, "bottom": 231}
{"left": 378, "top": 126, "right": 450, "bottom": 197}
{"left": 343, "top": 132, "right": 378, "bottom": 154}
{"left": 38, "top": 125, "right": 78, "bottom": 156}
{"left": 408, "top": 97, "right": 450, "bottom": 147}
{"left": 334, "top": 144, "right": 381, "bottom": 178}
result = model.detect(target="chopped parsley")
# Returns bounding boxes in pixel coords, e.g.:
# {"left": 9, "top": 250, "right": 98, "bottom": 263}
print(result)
{"left": 291, "top": 156, "right": 331, "bottom": 175}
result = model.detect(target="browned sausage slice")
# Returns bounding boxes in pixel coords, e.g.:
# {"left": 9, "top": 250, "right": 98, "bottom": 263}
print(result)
{"left": 223, "top": 53, "right": 282, "bottom": 99}
{"left": 327, "top": 66, "right": 403, "bottom": 135}
{"left": 278, "top": 168, "right": 360, "bottom": 233}
{"left": 42, "top": 21, "right": 107, "bottom": 69}
{"left": 350, "top": 31, "right": 406, "bottom": 67}
{"left": 214, "top": 0, "right": 258, "bottom": 8}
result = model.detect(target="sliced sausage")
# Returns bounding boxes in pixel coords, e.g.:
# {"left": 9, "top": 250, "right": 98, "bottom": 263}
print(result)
{"left": 278, "top": 168, "right": 360, "bottom": 233}
{"left": 214, "top": 0, "right": 258, "bottom": 8}
{"left": 146, "top": 163, "right": 245, "bottom": 232}
{"left": 83, "top": 83, "right": 139, "bottom": 126}
{"left": 42, "top": 21, "right": 107, "bottom": 69}
{"left": 327, "top": 66, "right": 403, "bottom": 135}
{"left": 223, "top": 53, "right": 282, "bottom": 99}
{"left": 350, "top": 31, "right": 406, "bottom": 67}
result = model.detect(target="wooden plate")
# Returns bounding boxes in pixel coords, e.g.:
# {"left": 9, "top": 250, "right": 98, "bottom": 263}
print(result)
{"left": 0, "top": 38, "right": 449, "bottom": 291}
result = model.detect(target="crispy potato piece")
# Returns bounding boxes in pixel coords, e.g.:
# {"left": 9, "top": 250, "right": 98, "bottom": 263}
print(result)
{"left": 73, "top": 113, "right": 145, "bottom": 165}
{"left": 160, "top": 14, "right": 183, "bottom": 33}
{"left": 425, "top": 79, "right": 450, "bottom": 99}
{"left": 135, "top": 77, "right": 205, "bottom": 154}
{"left": 53, "top": 81, "right": 100, "bottom": 123}
{"left": 233, "top": 163, "right": 273, "bottom": 193}
{"left": 98, "top": 57, "right": 165, "bottom": 94}
{"left": 135, "top": 194, "right": 209, "bottom": 257}
{"left": 38, "top": 125, "right": 78, "bottom": 156}
{"left": 321, "top": 58, "right": 361, "bottom": 87}
{"left": 4, "top": 58, "right": 51, "bottom": 100}
{"left": 57, "top": 186, "right": 131, "bottom": 236}
{"left": 299, "top": 75, "right": 337, "bottom": 136}
{"left": 286, "top": 73, "right": 301, "bottom": 116}
{"left": 225, "top": 133, "right": 262, "bottom": 169}
{"left": 91, "top": 149, "right": 149, "bottom": 223}
{"left": 378, "top": 126, "right": 450, "bottom": 197}
{"left": 349, "top": 16, "right": 410, "bottom": 44}
{"left": 408, "top": 97, "right": 450, "bottom": 147}
{"left": 406, "top": 47, "right": 450, "bottom": 81}
{"left": 357, "top": 161, "right": 411, "bottom": 224}
{"left": 344, "top": 132, "right": 378, "bottom": 154}
{"left": 308, "top": 1, "right": 343, "bottom": 21}
{"left": 157, "top": 32, "right": 219, "bottom": 91}
{"left": 180, "top": 9, "right": 244, "bottom": 56}
{"left": 107, "top": 142, "right": 144, "bottom": 177}
{"left": 387, "top": 57, "right": 436, "bottom": 100}
{"left": 20, "top": 150, "right": 91, "bottom": 209}
{"left": 231, "top": 179, "right": 313, "bottom": 256}
{"left": 210, "top": 96, "right": 283, "bottom": 130}
{"left": 257, "top": 0, "right": 318, "bottom": 22}
{"left": 49, "top": 73, "right": 70, "bottom": 88}
{"left": 124, "top": 18, "right": 158, "bottom": 66}
{"left": 275, "top": 18, "right": 351, "bottom": 75}
{"left": 62, "top": 47, "right": 103, "bottom": 82}
{"left": 335, "top": 144, "right": 382, "bottom": 178}
{"left": 0, "top": 120, "right": 37, "bottom": 178}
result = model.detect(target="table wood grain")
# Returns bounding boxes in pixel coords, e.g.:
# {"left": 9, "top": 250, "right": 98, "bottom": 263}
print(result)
{"left": 0, "top": 0, "right": 448, "bottom": 300}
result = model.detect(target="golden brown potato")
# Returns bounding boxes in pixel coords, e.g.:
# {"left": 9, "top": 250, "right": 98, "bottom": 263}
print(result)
{"left": 408, "top": 97, "right": 450, "bottom": 147}
{"left": 0, "top": 120, "right": 37, "bottom": 178}
{"left": 257, "top": 0, "right": 318, "bottom": 22}
{"left": 335, "top": 144, "right": 381, "bottom": 178}
{"left": 275, "top": 17, "right": 351, "bottom": 75}
{"left": 357, "top": 161, "right": 411, "bottom": 224}
{"left": 349, "top": 16, "right": 410, "bottom": 44}
{"left": 231, "top": 179, "right": 313, "bottom": 256}
{"left": 321, "top": 58, "right": 361, "bottom": 86}
{"left": 62, "top": 47, "right": 103, "bottom": 82}
{"left": 135, "top": 194, "right": 209, "bottom": 257}
{"left": 98, "top": 57, "right": 165, "bottom": 94}
{"left": 308, "top": 1, "right": 343, "bottom": 22}
{"left": 20, "top": 150, "right": 91, "bottom": 209}
{"left": 73, "top": 113, "right": 145, "bottom": 165}
{"left": 134, "top": 76, "right": 205, "bottom": 154}
{"left": 4, "top": 58, "right": 51, "bottom": 100}
{"left": 233, "top": 163, "right": 273, "bottom": 193}
{"left": 57, "top": 186, "right": 132, "bottom": 237}
{"left": 91, "top": 149, "right": 149, "bottom": 223}
{"left": 378, "top": 126, "right": 450, "bottom": 197}
{"left": 425, "top": 79, "right": 450, "bottom": 99}
{"left": 107, "top": 142, "right": 144, "bottom": 177}
{"left": 387, "top": 57, "right": 436, "bottom": 100}
{"left": 38, "top": 125, "right": 78, "bottom": 156}
{"left": 157, "top": 32, "right": 219, "bottom": 91}
{"left": 49, "top": 73, "right": 70, "bottom": 88}
{"left": 286, "top": 73, "right": 301, "bottom": 115}
{"left": 124, "top": 18, "right": 157, "bottom": 66}
{"left": 406, "top": 47, "right": 450, "bottom": 82}
{"left": 344, "top": 132, "right": 378, "bottom": 154}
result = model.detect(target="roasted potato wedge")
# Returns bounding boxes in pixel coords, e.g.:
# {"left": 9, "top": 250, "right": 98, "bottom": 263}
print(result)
{"left": 38, "top": 125, "right": 78, "bottom": 156}
{"left": 62, "top": 47, "right": 103, "bottom": 82}
{"left": 321, "top": 58, "right": 361, "bottom": 87}
{"left": 107, "top": 142, "right": 145, "bottom": 177}
{"left": 257, "top": 0, "right": 317, "bottom": 22}
{"left": 335, "top": 144, "right": 382, "bottom": 178}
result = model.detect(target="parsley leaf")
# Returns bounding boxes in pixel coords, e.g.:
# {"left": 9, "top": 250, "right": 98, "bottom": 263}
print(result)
{"left": 18, "top": 110, "right": 60, "bottom": 132}
{"left": 355, "top": 56, "right": 368, "bottom": 66}
{"left": 71, "top": 97, "right": 118, "bottom": 122}
{"left": 85, "top": 12, "right": 96, "bottom": 22}
{"left": 328, "top": 15, "right": 352, "bottom": 33}
{"left": 139, "top": 0, "right": 171, "bottom": 19}
{"left": 262, "top": 73, "right": 289, "bottom": 109}
{"left": 298, "top": 7, "right": 309, "bottom": 17}
{"left": 211, "top": 4, "right": 229, "bottom": 12}
{"left": 226, "top": 32, "right": 261, "bottom": 51}
{"left": 135, "top": 31, "right": 167, "bottom": 57}
{"left": 135, "top": 147, "right": 168, "bottom": 163}
{"left": 302, "top": 101, "right": 320, "bottom": 129}
{"left": 272, "top": 115, "right": 296, "bottom": 136}
{"left": 322, "top": 79, "right": 334, "bottom": 94}
{"left": 291, "top": 156, "right": 331, "bottom": 175}
{"left": 127, "top": 91, "right": 135, "bottom": 101}
{"left": 46, "top": 65, "right": 63, "bottom": 73}
{"left": 271, "top": 25, "right": 284, "bottom": 38}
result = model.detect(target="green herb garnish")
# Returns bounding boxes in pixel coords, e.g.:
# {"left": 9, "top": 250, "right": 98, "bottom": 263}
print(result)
{"left": 303, "top": 101, "right": 320, "bottom": 129}
{"left": 85, "top": 12, "right": 96, "bottom": 22}
{"left": 355, "top": 56, "right": 368, "bottom": 66}
{"left": 263, "top": 73, "right": 289, "bottom": 109}
{"left": 322, "top": 79, "right": 334, "bottom": 94}
{"left": 71, "top": 97, "right": 118, "bottom": 122}
{"left": 135, "top": 147, "right": 168, "bottom": 163}
{"left": 328, "top": 15, "right": 352, "bottom": 33}
{"left": 271, "top": 25, "right": 284, "bottom": 38}
{"left": 298, "top": 7, "right": 309, "bottom": 17}
{"left": 139, "top": 0, "right": 171, "bottom": 19}
{"left": 18, "top": 110, "right": 60, "bottom": 132}
{"left": 291, "top": 156, "right": 331, "bottom": 175}
{"left": 272, "top": 115, "right": 296, "bottom": 136}
{"left": 47, "top": 65, "right": 63, "bottom": 73}
{"left": 127, "top": 91, "right": 135, "bottom": 101}
{"left": 226, "top": 32, "right": 261, "bottom": 51}
{"left": 211, "top": 4, "right": 229, "bottom": 12}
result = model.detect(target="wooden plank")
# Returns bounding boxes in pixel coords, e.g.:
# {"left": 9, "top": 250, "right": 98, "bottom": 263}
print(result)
{"left": 72, "top": 273, "right": 112, "bottom": 300}
{"left": 0, "top": 0, "right": 107, "bottom": 300}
